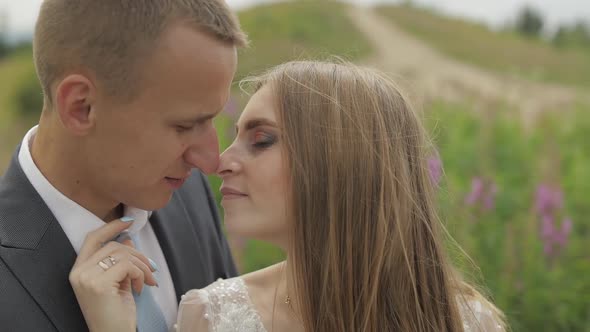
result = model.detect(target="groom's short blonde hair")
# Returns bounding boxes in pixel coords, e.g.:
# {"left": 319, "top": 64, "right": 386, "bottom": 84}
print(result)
{"left": 33, "top": 0, "right": 248, "bottom": 105}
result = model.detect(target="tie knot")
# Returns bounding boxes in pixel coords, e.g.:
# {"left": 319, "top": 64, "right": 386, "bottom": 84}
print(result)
{"left": 114, "top": 231, "right": 142, "bottom": 250}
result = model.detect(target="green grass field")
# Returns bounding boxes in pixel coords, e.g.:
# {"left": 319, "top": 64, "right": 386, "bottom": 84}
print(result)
{"left": 376, "top": 4, "right": 590, "bottom": 89}
{"left": 0, "top": 47, "right": 38, "bottom": 168}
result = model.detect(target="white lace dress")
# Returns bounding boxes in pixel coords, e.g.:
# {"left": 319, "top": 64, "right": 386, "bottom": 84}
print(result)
{"left": 174, "top": 277, "right": 503, "bottom": 332}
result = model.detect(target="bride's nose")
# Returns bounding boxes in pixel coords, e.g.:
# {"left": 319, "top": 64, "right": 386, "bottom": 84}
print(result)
{"left": 217, "top": 146, "right": 242, "bottom": 177}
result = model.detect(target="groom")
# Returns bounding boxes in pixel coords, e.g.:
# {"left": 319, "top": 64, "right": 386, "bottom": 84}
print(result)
{"left": 0, "top": 0, "right": 247, "bottom": 331}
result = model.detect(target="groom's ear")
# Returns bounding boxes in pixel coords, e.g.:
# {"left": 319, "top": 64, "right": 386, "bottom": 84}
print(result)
{"left": 55, "top": 74, "right": 97, "bottom": 136}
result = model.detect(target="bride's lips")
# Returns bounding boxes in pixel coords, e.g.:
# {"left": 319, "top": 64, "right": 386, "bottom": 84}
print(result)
{"left": 220, "top": 186, "right": 248, "bottom": 200}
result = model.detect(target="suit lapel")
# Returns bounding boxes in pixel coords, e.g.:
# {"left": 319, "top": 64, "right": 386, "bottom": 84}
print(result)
{"left": 150, "top": 190, "right": 208, "bottom": 302}
{"left": 0, "top": 151, "right": 87, "bottom": 332}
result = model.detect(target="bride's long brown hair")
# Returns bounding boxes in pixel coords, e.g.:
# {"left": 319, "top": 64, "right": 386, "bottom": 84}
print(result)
{"left": 244, "top": 61, "right": 505, "bottom": 332}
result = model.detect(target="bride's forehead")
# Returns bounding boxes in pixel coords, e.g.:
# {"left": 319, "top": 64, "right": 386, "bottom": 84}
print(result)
{"left": 237, "top": 89, "right": 278, "bottom": 128}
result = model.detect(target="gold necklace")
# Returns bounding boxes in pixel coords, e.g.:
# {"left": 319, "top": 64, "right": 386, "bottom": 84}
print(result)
{"left": 271, "top": 262, "right": 287, "bottom": 332}
{"left": 284, "top": 293, "right": 301, "bottom": 322}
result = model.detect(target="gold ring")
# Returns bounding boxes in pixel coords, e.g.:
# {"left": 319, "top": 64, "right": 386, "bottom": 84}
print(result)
{"left": 108, "top": 256, "right": 117, "bottom": 266}
{"left": 97, "top": 255, "right": 118, "bottom": 271}
{"left": 98, "top": 261, "right": 110, "bottom": 271}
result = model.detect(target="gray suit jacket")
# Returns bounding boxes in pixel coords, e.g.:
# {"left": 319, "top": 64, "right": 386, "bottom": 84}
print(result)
{"left": 0, "top": 147, "right": 238, "bottom": 331}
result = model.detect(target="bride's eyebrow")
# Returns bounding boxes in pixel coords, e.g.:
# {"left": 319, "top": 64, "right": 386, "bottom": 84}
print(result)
{"left": 235, "top": 118, "right": 279, "bottom": 134}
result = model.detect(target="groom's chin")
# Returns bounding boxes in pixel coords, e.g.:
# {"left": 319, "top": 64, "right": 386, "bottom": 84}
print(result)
{"left": 125, "top": 192, "right": 174, "bottom": 212}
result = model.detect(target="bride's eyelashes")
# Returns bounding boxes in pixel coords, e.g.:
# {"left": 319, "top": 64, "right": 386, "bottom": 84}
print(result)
{"left": 252, "top": 131, "right": 277, "bottom": 149}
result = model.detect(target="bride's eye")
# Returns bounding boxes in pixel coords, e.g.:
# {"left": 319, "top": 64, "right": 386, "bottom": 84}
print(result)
{"left": 252, "top": 131, "right": 276, "bottom": 149}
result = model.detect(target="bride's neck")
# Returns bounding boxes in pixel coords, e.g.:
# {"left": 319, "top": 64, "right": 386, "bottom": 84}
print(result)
{"left": 277, "top": 260, "right": 303, "bottom": 323}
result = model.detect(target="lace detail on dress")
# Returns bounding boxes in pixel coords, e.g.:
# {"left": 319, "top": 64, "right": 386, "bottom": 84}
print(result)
{"left": 176, "top": 277, "right": 267, "bottom": 332}
{"left": 458, "top": 297, "right": 504, "bottom": 332}
{"left": 177, "top": 278, "right": 502, "bottom": 332}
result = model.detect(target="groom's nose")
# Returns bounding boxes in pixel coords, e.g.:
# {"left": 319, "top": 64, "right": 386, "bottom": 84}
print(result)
{"left": 183, "top": 124, "right": 220, "bottom": 175}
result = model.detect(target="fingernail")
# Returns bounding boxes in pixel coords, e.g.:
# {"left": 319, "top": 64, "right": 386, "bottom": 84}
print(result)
{"left": 121, "top": 216, "right": 135, "bottom": 223}
{"left": 148, "top": 258, "right": 159, "bottom": 272}
{"left": 153, "top": 274, "right": 160, "bottom": 288}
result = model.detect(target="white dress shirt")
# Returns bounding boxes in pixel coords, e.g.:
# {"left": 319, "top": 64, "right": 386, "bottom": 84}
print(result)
{"left": 18, "top": 126, "right": 178, "bottom": 330}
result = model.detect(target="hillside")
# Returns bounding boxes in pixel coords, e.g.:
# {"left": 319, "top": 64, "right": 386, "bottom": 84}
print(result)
{"left": 376, "top": 4, "right": 590, "bottom": 89}
{"left": 348, "top": 5, "right": 587, "bottom": 128}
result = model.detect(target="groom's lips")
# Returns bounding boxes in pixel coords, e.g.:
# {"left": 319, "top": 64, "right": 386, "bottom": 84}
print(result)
{"left": 165, "top": 176, "right": 187, "bottom": 189}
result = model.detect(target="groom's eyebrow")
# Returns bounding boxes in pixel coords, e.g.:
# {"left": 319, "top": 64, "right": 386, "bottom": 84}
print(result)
{"left": 178, "top": 108, "right": 223, "bottom": 124}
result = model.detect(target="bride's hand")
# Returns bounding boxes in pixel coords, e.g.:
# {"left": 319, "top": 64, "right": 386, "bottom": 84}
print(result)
{"left": 69, "top": 218, "right": 158, "bottom": 332}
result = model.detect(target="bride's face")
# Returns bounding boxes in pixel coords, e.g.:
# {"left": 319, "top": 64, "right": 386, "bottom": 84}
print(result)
{"left": 217, "top": 85, "right": 290, "bottom": 246}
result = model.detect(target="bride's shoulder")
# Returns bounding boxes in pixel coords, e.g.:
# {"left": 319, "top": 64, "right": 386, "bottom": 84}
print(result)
{"left": 181, "top": 276, "right": 248, "bottom": 307}
{"left": 175, "top": 277, "right": 248, "bottom": 332}
{"left": 175, "top": 264, "right": 284, "bottom": 331}
{"left": 179, "top": 262, "right": 280, "bottom": 312}
{"left": 176, "top": 270, "right": 275, "bottom": 332}
{"left": 457, "top": 295, "right": 506, "bottom": 332}
{"left": 240, "top": 262, "right": 284, "bottom": 291}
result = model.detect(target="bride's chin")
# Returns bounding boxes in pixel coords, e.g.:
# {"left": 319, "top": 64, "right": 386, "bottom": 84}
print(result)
{"left": 225, "top": 225, "right": 283, "bottom": 245}
{"left": 222, "top": 218, "right": 250, "bottom": 236}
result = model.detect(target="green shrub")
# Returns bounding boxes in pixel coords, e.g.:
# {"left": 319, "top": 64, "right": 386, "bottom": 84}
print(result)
{"left": 14, "top": 70, "right": 43, "bottom": 118}
{"left": 427, "top": 100, "right": 590, "bottom": 331}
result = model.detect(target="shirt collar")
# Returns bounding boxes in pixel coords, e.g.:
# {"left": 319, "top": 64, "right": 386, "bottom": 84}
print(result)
{"left": 18, "top": 125, "right": 151, "bottom": 254}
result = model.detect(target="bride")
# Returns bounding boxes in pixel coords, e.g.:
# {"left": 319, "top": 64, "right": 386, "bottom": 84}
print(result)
{"left": 70, "top": 61, "right": 506, "bottom": 331}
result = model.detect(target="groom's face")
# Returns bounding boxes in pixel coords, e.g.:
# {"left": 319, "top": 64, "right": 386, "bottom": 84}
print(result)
{"left": 85, "top": 24, "right": 237, "bottom": 210}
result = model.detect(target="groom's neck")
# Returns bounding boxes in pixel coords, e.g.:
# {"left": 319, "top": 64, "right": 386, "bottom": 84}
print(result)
{"left": 31, "top": 121, "right": 120, "bottom": 222}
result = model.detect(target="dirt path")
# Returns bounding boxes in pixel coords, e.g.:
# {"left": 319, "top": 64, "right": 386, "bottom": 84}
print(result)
{"left": 348, "top": 6, "right": 585, "bottom": 127}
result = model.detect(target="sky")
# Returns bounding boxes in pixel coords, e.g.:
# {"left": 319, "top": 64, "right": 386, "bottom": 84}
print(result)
{"left": 1, "top": 0, "right": 589, "bottom": 41}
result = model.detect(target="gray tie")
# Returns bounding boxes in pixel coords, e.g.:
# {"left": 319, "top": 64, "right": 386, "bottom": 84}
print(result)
{"left": 124, "top": 233, "right": 168, "bottom": 332}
